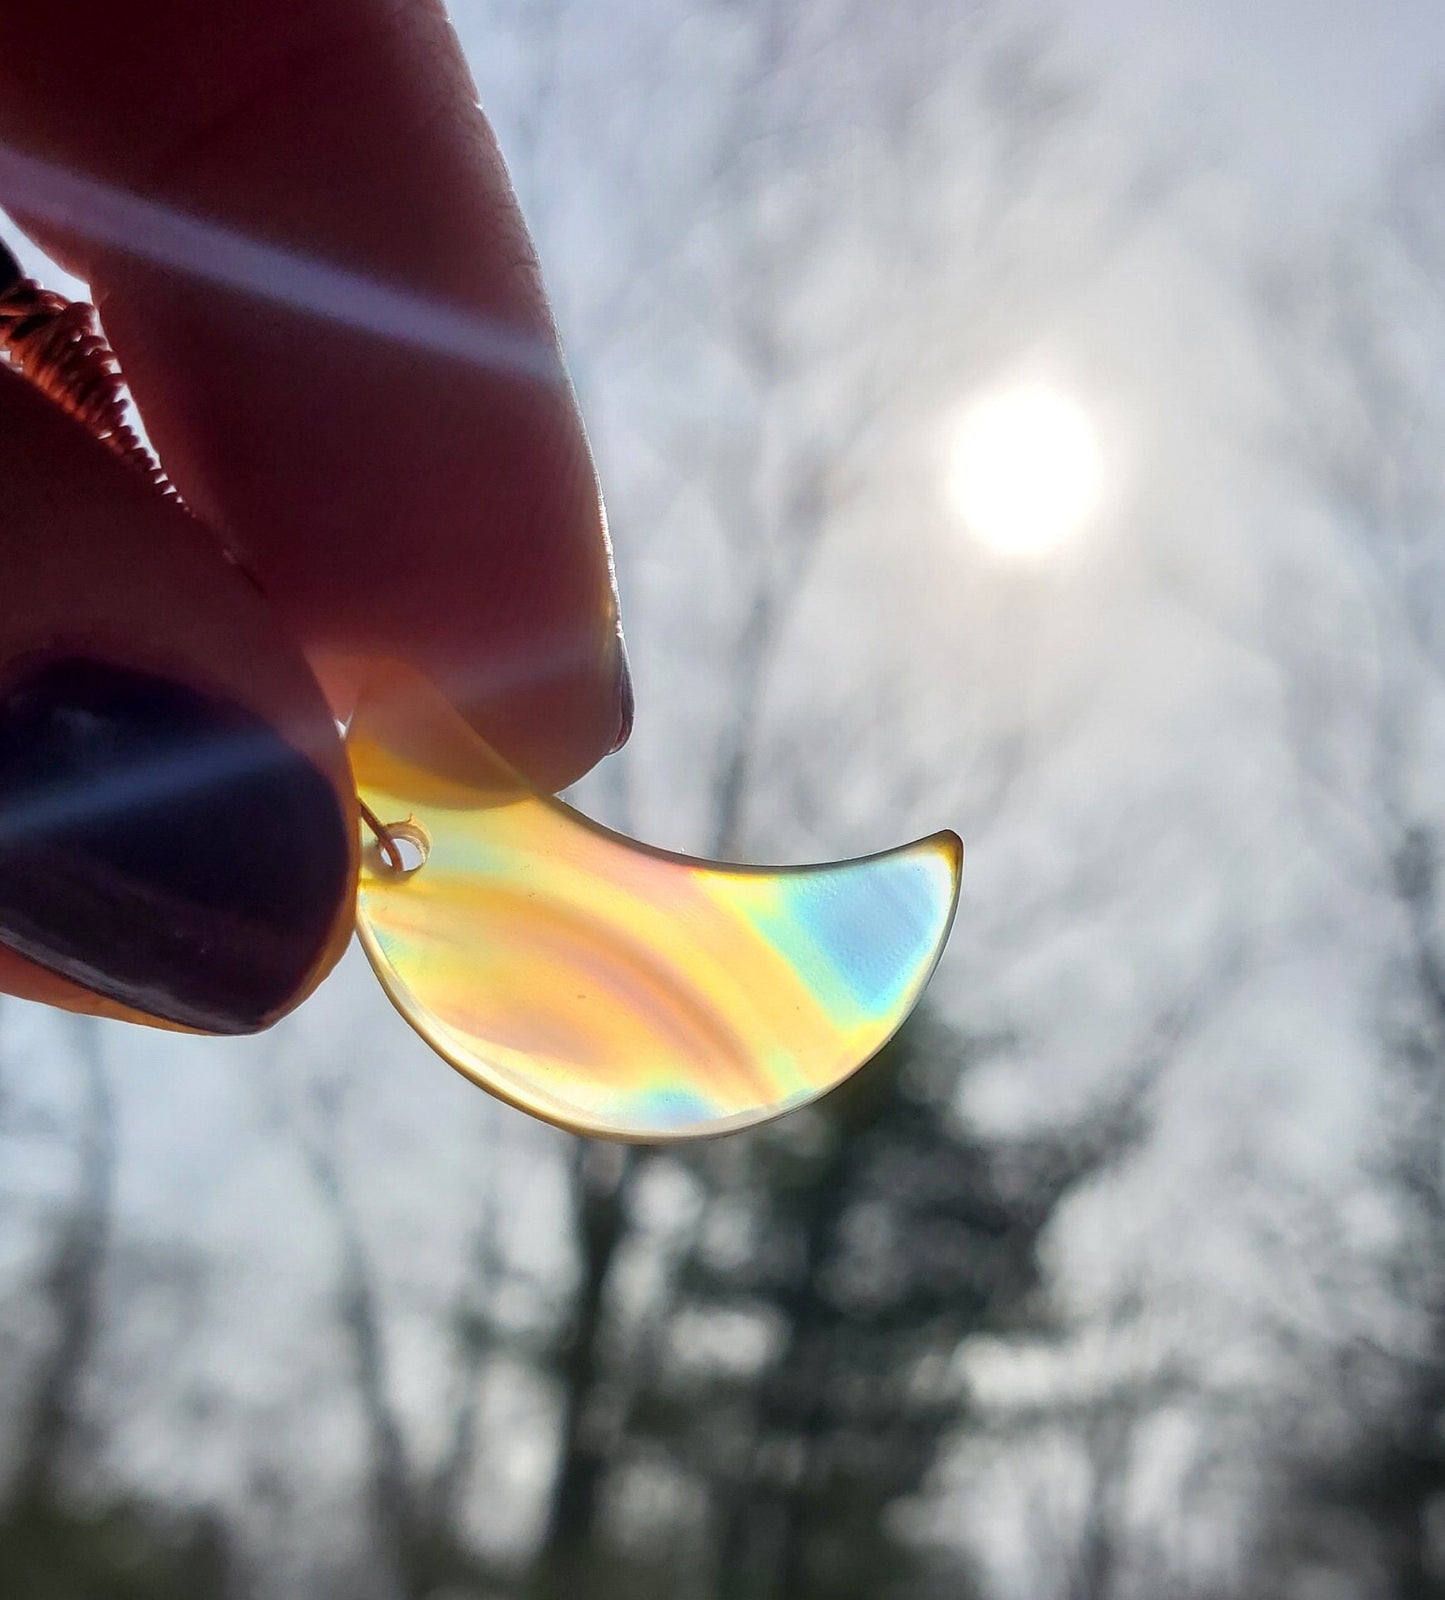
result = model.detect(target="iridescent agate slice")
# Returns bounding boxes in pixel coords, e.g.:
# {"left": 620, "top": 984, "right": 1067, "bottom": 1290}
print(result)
{"left": 348, "top": 668, "right": 962, "bottom": 1142}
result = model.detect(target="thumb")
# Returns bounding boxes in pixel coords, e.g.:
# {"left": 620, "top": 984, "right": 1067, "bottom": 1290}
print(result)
{"left": 0, "top": 360, "right": 356, "bottom": 1034}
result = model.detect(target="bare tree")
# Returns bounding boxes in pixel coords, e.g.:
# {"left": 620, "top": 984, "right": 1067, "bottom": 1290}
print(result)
{"left": 0, "top": 1015, "right": 232, "bottom": 1597}
{"left": 266, "top": 1041, "right": 540, "bottom": 1600}
{"left": 481, "top": 0, "right": 1210, "bottom": 1590}
{"left": 1242, "top": 107, "right": 1445, "bottom": 1600}
{"left": 6, "top": 1014, "right": 115, "bottom": 1511}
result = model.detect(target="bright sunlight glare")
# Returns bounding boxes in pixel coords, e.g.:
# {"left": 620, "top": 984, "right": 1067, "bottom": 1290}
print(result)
{"left": 945, "top": 383, "right": 1104, "bottom": 559}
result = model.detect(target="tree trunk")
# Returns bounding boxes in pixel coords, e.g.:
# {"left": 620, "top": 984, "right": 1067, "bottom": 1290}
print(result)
{"left": 536, "top": 1143, "right": 639, "bottom": 1583}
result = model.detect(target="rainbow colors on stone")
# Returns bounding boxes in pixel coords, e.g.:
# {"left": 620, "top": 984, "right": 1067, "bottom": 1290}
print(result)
{"left": 349, "top": 668, "right": 962, "bottom": 1142}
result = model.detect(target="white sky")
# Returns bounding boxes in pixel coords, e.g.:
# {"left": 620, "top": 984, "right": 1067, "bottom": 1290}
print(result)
{"left": 1068, "top": 0, "right": 1445, "bottom": 203}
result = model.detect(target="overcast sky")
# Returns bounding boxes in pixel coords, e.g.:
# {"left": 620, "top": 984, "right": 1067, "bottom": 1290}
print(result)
{"left": 1068, "top": 0, "right": 1445, "bottom": 203}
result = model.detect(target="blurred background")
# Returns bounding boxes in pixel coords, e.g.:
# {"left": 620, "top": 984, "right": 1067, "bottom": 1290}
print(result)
{"left": 5, "top": 0, "right": 1445, "bottom": 1594}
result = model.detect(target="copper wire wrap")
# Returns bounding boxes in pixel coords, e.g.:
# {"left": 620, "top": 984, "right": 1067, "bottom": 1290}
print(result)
{"left": 0, "top": 278, "right": 172, "bottom": 495}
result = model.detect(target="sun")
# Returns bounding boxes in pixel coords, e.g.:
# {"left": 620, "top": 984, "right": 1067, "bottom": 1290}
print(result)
{"left": 945, "top": 383, "right": 1104, "bottom": 559}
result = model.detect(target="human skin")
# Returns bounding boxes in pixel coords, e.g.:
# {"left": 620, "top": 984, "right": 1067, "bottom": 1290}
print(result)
{"left": 0, "top": 0, "right": 631, "bottom": 1030}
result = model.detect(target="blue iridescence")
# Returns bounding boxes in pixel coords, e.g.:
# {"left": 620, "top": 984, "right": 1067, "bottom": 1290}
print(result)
{"left": 787, "top": 856, "right": 947, "bottom": 1014}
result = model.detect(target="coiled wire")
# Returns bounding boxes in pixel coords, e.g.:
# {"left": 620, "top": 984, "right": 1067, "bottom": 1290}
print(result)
{"left": 0, "top": 259, "right": 171, "bottom": 495}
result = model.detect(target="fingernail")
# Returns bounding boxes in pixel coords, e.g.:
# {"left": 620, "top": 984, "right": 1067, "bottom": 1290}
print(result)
{"left": 610, "top": 632, "right": 635, "bottom": 754}
{"left": 0, "top": 238, "right": 23, "bottom": 296}
{"left": 0, "top": 657, "right": 350, "bottom": 1033}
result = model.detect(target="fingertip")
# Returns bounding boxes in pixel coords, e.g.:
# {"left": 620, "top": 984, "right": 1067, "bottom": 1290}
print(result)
{"left": 0, "top": 364, "right": 357, "bottom": 1031}
{"left": 0, "top": 0, "right": 629, "bottom": 793}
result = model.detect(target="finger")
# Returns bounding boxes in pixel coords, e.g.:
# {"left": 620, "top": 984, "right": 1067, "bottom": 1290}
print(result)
{"left": 0, "top": 363, "right": 356, "bottom": 1033}
{"left": 0, "top": 0, "right": 630, "bottom": 795}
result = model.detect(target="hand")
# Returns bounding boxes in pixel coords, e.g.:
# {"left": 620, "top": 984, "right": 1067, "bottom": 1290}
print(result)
{"left": 0, "top": 0, "right": 630, "bottom": 1034}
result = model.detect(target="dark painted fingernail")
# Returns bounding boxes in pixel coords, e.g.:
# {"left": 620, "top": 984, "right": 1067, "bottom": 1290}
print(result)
{"left": 0, "top": 657, "right": 350, "bottom": 1033}
{"left": 0, "top": 238, "right": 23, "bottom": 296}
{"left": 610, "top": 632, "right": 635, "bottom": 754}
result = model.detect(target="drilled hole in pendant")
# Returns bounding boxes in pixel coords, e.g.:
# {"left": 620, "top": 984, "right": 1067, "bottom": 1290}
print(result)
{"left": 383, "top": 822, "right": 430, "bottom": 874}
{"left": 360, "top": 803, "right": 430, "bottom": 876}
